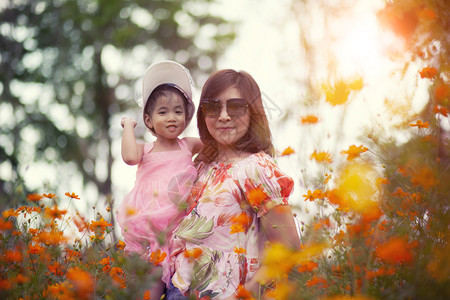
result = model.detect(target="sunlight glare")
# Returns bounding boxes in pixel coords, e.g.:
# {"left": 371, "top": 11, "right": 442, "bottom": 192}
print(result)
{"left": 333, "top": 14, "right": 391, "bottom": 78}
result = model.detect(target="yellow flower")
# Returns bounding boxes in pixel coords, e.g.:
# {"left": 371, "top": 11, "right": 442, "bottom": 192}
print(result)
{"left": 300, "top": 114, "right": 319, "bottom": 124}
{"left": 310, "top": 150, "right": 333, "bottom": 164}
{"left": 322, "top": 78, "right": 363, "bottom": 106}
{"left": 331, "top": 162, "right": 380, "bottom": 214}
{"left": 281, "top": 146, "right": 295, "bottom": 156}
{"left": 234, "top": 247, "right": 247, "bottom": 255}
{"left": 341, "top": 145, "right": 368, "bottom": 160}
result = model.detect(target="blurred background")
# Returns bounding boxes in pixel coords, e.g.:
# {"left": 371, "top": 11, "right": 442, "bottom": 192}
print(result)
{"left": 1, "top": 0, "right": 448, "bottom": 225}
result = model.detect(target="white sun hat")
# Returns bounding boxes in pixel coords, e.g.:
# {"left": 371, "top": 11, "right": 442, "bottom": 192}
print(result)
{"left": 141, "top": 60, "right": 196, "bottom": 127}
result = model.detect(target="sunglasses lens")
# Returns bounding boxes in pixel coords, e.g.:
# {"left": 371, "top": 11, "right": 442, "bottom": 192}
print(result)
{"left": 227, "top": 98, "right": 247, "bottom": 117}
{"left": 201, "top": 99, "right": 221, "bottom": 117}
{"left": 201, "top": 98, "right": 248, "bottom": 118}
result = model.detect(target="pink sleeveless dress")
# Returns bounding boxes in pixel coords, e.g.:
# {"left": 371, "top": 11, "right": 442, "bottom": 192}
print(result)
{"left": 116, "top": 138, "right": 197, "bottom": 286}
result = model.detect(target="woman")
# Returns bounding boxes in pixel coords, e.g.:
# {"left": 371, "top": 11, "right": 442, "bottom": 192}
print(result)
{"left": 167, "top": 69, "right": 300, "bottom": 299}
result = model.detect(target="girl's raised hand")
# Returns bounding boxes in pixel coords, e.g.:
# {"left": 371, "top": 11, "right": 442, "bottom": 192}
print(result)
{"left": 121, "top": 117, "right": 137, "bottom": 128}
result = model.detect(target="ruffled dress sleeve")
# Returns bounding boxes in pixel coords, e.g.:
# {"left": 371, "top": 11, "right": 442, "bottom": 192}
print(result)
{"left": 236, "top": 152, "right": 294, "bottom": 217}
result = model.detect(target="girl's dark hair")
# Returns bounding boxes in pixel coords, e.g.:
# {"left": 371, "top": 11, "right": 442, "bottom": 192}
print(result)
{"left": 196, "top": 69, "right": 274, "bottom": 164}
{"left": 143, "top": 84, "right": 188, "bottom": 134}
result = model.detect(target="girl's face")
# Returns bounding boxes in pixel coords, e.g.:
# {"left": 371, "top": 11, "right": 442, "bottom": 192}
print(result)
{"left": 204, "top": 87, "right": 250, "bottom": 149}
{"left": 144, "top": 93, "right": 186, "bottom": 140}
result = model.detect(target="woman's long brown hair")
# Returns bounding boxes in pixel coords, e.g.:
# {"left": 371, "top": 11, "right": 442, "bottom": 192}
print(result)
{"left": 195, "top": 69, "right": 274, "bottom": 164}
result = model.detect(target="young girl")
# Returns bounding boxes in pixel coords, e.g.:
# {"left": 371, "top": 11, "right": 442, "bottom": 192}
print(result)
{"left": 167, "top": 69, "right": 301, "bottom": 299}
{"left": 116, "top": 61, "right": 203, "bottom": 299}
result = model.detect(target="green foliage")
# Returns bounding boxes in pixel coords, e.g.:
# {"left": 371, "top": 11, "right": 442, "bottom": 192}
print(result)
{"left": 0, "top": 0, "right": 235, "bottom": 202}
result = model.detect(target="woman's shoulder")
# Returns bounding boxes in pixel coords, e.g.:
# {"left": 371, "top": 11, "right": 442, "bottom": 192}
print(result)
{"left": 241, "top": 151, "right": 275, "bottom": 166}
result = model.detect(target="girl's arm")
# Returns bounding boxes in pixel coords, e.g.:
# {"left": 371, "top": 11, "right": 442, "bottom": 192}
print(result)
{"left": 121, "top": 117, "right": 144, "bottom": 165}
{"left": 184, "top": 137, "right": 203, "bottom": 155}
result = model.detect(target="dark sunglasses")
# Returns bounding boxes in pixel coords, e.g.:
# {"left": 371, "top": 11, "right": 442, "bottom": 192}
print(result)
{"left": 200, "top": 98, "right": 249, "bottom": 118}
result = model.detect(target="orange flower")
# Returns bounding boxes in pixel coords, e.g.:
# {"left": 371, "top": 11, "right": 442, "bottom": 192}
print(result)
{"left": 43, "top": 193, "right": 57, "bottom": 199}
{"left": 28, "top": 243, "right": 45, "bottom": 255}
{"left": 281, "top": 146, "right": 295, "bottom": 156}
{"left": 300, "top": 114, "right": 319, "bottom": 124}
{"left": 306, "top": 275, "right": 327, "bottom": 287}
{"left": 391, "top": 187, "right": 408, "bottom": 198}
{"left": 310, "top": 150, "right": 333, "bottom": 163}
{"left": 65, "top": 192, "right": 80, "bottom": 199}
{"left": 244, "top": 179, "right": 269, "bottom": 208}
{"left": 73, "top": 214, "right": 89, "bottom": 232}
{"left": 410, "top": 166, "right": 439, "bottom": 190}
{"left": 116, "top": 240, "right": 126, "bottom": 250}
{"left": 48, "top": 261, "right": 64, "bottom": 276}
{"left": 67, "top": 267, "right": 94, "bottom": 295}
{"left": 99, "top": 256, "right": 113, "bottom": 273}
{"left": 143, "top": 290, "right": 151, "bottom": 300}
{"left": 38, "top": 230, "right": 67, "bottom": 245}
{"left": 3, "top": 209, "right": 19, "bottom": 218}
{"left": 234, "top": 247, "right": 247, "bottom": 255}
{"left": 297, "top": 260, "right": 318, "bottom": 272}
{"left": 231, "top": 212, "right": 252, "bottom": 231}
{"left": 0, "top": 219, "right": 13, "bottom": 231}
{"left": 375, "top": 237, "right": 417, "bottom": 264}
{"left": 13, "top": 273, "right": 30, "bottom": 284}
{"left": 303, "top": 189, "right": 325, "bottom": 202}
{"left": 341, "top": 145, "right": 368, "bottom": 160}
{"left": 27, "top": 193, "right": 43, "bottom": 202}
{"left": 149, "top": 249, "right": 167, "bottom": 265}
{"left": 434, "top": 105, "right": 449, "bottom": 117}
{"left": 89, "top": 218, "right": 112, "bottom": 234}
{"left": 0, "top": 279, "right": 11, "bottom": 290}
{"left": 5, "top": 249, "right": 22, "bottom": 262}
{"left": 235, "top": 284, "right": 255, "bottom": 300}
{"left": 312, "top": 218, "right": 331, "bottom": 230}
{"left": 409, "top": 120, "right": 429, "bottom": 128}
{"left": 110, "top": 267, "right": 126, "bottom": 288}
{"left": 65, "top": 248, "right": 82, "bottom": 262}
{"left": 376, "top": 177, "right": 389, "bottom": 186}
{"left": 183, "top": 248, "right": 203, "bottom": 260}
{"left": 43, "top": 282, "right": 72, "bottom": 298}
{"left": 434, "top": 82, "right": 449, "bottom": 103}
{"left": 419, "top": 66, "right": 437, "bottom": 79}
{"left": 417, "top": 7, "right": 436, "bottom": 19}
{"left": 44, "top": 206, "right": 67, "bottom": 220}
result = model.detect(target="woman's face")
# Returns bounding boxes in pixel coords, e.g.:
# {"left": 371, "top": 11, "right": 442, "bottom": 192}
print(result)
{"left": 204, "top": 87, "right": 250, "bottom": 149}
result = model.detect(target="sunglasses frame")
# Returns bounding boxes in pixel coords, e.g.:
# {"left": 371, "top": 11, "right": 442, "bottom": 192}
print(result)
{"left": 200, "top": 98, "right": 249, "bottom": 118}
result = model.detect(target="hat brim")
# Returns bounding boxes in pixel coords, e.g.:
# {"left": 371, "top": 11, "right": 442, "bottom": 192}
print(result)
{"left": 142, "top": 60, "right": 195, "bottom": 127}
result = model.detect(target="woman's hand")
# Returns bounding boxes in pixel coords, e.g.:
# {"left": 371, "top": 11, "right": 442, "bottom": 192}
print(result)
{"left": 121, "top": 117, "right": 137, "bottom": 128}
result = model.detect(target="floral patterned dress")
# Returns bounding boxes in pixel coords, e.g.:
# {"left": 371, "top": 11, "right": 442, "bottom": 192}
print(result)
{"left": 170, "top": 152, "right": 294, "bottom": 299}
